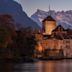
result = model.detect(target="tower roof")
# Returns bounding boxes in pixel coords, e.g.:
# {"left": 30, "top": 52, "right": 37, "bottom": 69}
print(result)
{"left": 42, "top": 15, "right": 56, "bottom": 22}
{"left": 43, "top": 16, "right": 56, "bottom": 22}
{"left": 52, "top": 25, "right": 65, "bottom": 32}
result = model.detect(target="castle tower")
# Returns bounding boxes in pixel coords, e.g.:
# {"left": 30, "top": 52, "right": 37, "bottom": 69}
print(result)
{"left": 42, "top": 5, "right": 56, "bottom": 35}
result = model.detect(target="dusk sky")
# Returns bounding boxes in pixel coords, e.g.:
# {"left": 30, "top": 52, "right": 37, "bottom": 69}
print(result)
{"left": 15, "top": 0, "right": 72, "bottom": 16}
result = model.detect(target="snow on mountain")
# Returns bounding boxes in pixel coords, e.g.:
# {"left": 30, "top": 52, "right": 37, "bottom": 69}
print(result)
{"left": 0, "top": 0, "right": 40, "bottom": 30}
{"left": 31, "top": 9, "right": 72, "bottom": 29}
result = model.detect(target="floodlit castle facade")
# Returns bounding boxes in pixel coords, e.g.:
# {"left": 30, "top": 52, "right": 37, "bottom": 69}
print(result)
{"left": 34, "top": 15, "right": 72, "bottom": 58}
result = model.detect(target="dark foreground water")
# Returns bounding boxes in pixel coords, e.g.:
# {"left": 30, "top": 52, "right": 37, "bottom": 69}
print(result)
{"left": 0, "top": 60, "right": 72, "bottom": 72}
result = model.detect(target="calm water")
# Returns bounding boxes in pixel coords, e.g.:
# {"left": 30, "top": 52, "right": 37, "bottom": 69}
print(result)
{"left": 0, "top": 60, "right": 72, "bottom": 72}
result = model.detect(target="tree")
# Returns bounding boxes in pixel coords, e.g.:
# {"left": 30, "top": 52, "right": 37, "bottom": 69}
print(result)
{"left": 15, "top": 27, "right": 36, "bottom": 57}
{"left": 0, "top": 14, "right": 16, "bottom": 48}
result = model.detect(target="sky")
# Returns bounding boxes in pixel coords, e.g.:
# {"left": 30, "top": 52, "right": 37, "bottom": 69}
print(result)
{"left": 15, "top": 0, "right": 72, "bottom": 16}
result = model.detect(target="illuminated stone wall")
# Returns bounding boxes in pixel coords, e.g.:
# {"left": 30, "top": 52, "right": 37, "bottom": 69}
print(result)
{"left": 63, "top": 39, "right": 72, "bottom": 57}
{"left": 40, "top": 39, "right": 64, "bottom": 50}
{"left": 35, "top": 36, "right": 72, "bottom": 57}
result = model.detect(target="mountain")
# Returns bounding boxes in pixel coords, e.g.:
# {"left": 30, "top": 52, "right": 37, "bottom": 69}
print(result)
{"left": 0, "top": 0, "right": 40, "bottom": 30}
{"left": 31, "top": 9, "right": 72, "bottom": 29}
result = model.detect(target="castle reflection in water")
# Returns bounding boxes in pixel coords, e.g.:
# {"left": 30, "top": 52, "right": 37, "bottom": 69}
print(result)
{"left": 0, "top": 60, "right": 72, "bottom": 72}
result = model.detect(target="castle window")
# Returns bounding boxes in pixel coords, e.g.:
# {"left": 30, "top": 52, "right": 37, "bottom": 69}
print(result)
{"left": 66, "top": 45, "right": 70, "bottom": 49}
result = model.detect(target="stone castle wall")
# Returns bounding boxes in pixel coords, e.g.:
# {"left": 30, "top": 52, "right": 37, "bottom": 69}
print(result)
{"left": 35, "top": 36, "right": 72, "bottom": 57}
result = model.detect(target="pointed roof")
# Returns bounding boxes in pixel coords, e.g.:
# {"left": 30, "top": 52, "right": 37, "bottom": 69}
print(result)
{"left": 42, "top": 15, "right": 56, "bottom": 22}
{"left": 53, "top": 25, "right": 65, "bottom": 32}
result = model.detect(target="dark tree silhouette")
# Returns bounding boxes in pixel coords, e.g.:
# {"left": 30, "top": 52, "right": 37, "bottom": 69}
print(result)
{"left": 0, "top": 14, "right": 16, "bottom": 48}
{"left": 15, "top": 27, "right": 36, "bottom": 57}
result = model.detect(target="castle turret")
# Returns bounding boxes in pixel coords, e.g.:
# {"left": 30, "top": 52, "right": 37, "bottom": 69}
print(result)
{"left": 42, "top": 15, "right": 56, "bottom": 35}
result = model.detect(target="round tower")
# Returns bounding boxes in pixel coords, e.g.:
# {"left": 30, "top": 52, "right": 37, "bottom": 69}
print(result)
{"left": 42, "top": 15, "right": 56, "bottom": 35}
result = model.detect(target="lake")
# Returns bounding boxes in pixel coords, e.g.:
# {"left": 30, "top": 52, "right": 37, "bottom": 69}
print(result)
{"left": 0, "top": 60, "right": 72, "bottom": 72}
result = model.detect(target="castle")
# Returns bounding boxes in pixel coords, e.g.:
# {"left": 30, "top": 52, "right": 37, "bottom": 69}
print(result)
{"left": 34, "top": 14, "right": 72, "bottom": 58}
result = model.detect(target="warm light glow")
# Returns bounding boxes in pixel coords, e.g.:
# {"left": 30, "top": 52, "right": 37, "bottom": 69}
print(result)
{"left": 36, "top": 42, "right": 43, "bottom": 52}
{"left": 43, "top": 21, "right": 56, "bottom": 35}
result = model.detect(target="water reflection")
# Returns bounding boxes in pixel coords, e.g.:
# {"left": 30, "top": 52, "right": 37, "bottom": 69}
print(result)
{"left": 0, "top": 60, "right": 72, "bottom": 72}
{"left": 0, "top": 63, "right": 14, "bottom": 72}
{"left": 37, "top": 60, "right": 72, "bottom": 72}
